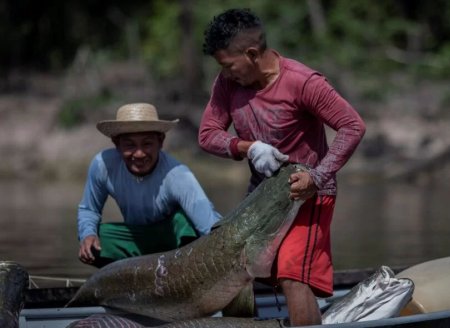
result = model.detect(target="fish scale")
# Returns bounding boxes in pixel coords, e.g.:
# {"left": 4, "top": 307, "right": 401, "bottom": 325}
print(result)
{"left": 69, "top": 314, "right": 288, "bottom": 327}
{"left": 66, "top": 164, "right": 305, "bottom": 322}
{"left": 67, "top": 314, "right": 146, "bottom": 327}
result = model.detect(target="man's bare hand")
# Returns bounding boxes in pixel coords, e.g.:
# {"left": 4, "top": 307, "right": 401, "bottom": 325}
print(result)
{"left": 79, "top": 235, "right": 101, "bottom": 264}
{"left": 289, "top": 171, "right": 317, "bottom": 200}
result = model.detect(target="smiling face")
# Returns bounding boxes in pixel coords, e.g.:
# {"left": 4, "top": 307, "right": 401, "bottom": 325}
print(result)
{"left": 114, "top": 132, "right": 164, "bottom": 176}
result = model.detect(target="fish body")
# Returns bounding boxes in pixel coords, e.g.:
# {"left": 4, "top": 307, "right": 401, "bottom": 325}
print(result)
{"left": 158, "top": 317, "right": 287, "bottom": 328}
{"left": 0, "top": 261, "right": 29, "bottom": 328}
{"left": 68, "top": 314, "right": 287, "bottom": 328}
{"left": 67, "top": 164, "right": 304, "bottom": 321}
{"left": 67, "top": 314, "right": 146, "bottom": 328}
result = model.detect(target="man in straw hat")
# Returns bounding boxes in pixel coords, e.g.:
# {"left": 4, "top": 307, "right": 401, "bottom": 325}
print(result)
{"left": 77, "top": 103, "right": 221, "bottom": 267}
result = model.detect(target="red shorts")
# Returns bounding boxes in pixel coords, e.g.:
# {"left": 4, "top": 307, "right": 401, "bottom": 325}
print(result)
{"left": 276, "top": 194, "right": 335, "bottom": 297}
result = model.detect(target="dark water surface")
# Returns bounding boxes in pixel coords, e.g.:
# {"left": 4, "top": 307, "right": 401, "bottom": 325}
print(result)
{"left": 0, "top": 175, "right": 449, "bottom": 281}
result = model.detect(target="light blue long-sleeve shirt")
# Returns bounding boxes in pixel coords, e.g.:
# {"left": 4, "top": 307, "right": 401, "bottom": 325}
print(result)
{"left": 77, "top": 148, "right": 221, "bottom": 241}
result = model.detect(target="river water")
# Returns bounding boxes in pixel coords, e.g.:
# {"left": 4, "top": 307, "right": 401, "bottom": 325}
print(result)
{"left": 1, "top": 171, "right": 449, "bottom": 282}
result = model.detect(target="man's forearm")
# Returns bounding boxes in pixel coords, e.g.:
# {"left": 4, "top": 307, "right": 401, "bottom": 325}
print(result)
{"left": 236, "top": 140, "right": 255, "bottom": 158}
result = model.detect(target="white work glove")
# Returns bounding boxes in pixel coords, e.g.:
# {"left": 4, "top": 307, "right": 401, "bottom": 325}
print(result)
{"left": 247, "top": 141, "right": 289, "bottom": 177}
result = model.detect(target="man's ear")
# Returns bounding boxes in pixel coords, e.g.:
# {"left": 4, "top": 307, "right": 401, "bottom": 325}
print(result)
{"left": 158, "top": 133, "right": 166, "bottom": 145}
{"left": 245, "top": 47, "right": 259, "bottom": 63}
{"left": 112, "top": 136, "right": 120, "bottom": 148}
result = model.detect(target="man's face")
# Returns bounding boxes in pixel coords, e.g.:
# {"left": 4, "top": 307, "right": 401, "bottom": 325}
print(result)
{"left": 115, "top": 132, "right": 163, "bottom": 176}
{"left": 213, "top": 47, "right": 257, "bottom": 87}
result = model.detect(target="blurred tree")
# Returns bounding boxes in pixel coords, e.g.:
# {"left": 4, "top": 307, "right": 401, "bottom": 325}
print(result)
{"left": 179, "top": 0, "right": 200, "bottom": 101}
{"left": 1, "top": 0, "right": 449, "bottom": 92}
{"left": 0, "top": 0, "right": 153, "bottom": 72}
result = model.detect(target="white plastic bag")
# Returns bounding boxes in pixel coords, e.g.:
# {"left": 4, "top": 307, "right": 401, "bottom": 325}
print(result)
{"left": 322, "top": 266, "right": 414, "bottom": 324}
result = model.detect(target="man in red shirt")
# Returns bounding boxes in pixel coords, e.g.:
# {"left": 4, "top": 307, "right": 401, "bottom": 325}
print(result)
{"left": 198, "top": 8, "right": 366, "bottom": 326}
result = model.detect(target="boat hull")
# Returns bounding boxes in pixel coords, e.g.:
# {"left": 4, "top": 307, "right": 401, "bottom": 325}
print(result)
{"left": 19, "top": 298, "right": 450, "bottom": 328}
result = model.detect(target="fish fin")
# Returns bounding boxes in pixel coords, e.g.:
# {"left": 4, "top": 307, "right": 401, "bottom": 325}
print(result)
{"left": 221, "top": 282, "right": 255, "bottom": 317}
{"left": 65, "top": 286, "right": 97, "bottom": 308}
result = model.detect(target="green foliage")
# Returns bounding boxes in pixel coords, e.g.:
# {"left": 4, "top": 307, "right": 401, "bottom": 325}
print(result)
{"left": 424, "top": 44, "right": 450, "bottom": 78}
{"left": 141, "top": 0, "right": 182, "bottom": 78}
{"left": 440, "top": 92, "right": 450, "bottom": 118}
{"left": 58, "top": 90, "right": 115, "bottom": 129}
{"left": 1, "top": 0, "right": 450, "bottom": 89}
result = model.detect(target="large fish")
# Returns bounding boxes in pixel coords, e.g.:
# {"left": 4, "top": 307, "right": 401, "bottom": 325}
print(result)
{"left": 66, "top": 164, "right": 305, "bottom": 321}
{"left": 0, "top": 261, "right": 29, "bottom": 328}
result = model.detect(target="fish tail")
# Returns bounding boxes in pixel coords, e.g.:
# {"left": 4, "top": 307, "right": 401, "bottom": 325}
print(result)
{"left": 65, "top": 287, "right": 96, "bottom": 308}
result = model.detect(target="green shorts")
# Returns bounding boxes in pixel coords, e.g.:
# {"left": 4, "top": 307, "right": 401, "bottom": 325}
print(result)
{"left": 93, "top": 211, "right": 198, "bottom": 267}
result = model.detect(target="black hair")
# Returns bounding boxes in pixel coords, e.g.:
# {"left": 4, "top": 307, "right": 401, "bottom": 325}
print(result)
{"left": 203, "top": 8, "right": 266, "bottom": 56}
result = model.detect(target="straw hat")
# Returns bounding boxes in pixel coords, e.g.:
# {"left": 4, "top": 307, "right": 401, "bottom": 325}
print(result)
{"left": 96, "top": 103, "right": 179, "bottom": 137}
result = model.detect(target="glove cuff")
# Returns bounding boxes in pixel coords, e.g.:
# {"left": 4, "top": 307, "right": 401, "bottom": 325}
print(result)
{"left": 247, "top": 140, "right": 262, "bottom": 160}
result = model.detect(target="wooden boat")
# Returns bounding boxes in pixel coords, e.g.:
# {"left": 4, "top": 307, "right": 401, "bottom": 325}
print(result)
{"left": 18, "top": 264, "right": 450, "bottom": 328}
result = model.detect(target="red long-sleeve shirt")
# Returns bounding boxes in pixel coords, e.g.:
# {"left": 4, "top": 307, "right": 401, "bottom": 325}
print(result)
{"left": 199, "top": 54, "right": 366, "bottom": 195}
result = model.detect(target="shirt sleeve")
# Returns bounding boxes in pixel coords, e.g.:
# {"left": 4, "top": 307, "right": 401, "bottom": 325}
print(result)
{"left": 77, "top": 155, "right": 109, "bottom": 241}
{"left": 198, "top": 74, "right": 243, "bottom": 160}
{"left": 165, "top": 165, "right": 222, "bottom": 235}
{"left": 301, "top": 75, "right": 366, "bottom": 189}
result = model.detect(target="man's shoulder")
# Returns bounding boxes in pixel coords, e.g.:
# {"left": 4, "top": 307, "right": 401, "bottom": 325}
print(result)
{"left": 94, "top": 148, "right": 120, "bottom": 163}
{"left": 281, "top": 56, "right": 321, "bottom": 79}
{"left": 159, "top": 151, "right": 180, "bottom": 165}
{"left": 88, "top": 148, "right": 122, "bottom": 176}
{"left": 155, "top": 152, "right": 194, "bottom": 189}
{"left": 158, "top": 152, "right": 190, "bottom": 173}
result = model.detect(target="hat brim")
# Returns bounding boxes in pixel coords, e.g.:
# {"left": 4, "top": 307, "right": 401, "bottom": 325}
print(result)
{"left": 96, "top": 119, "right": 179, "bottom": 137}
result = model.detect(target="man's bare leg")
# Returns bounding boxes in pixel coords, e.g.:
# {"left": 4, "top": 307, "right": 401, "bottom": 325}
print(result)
{"left": 280, "top": 278, "right": 322, "bottom": 326}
